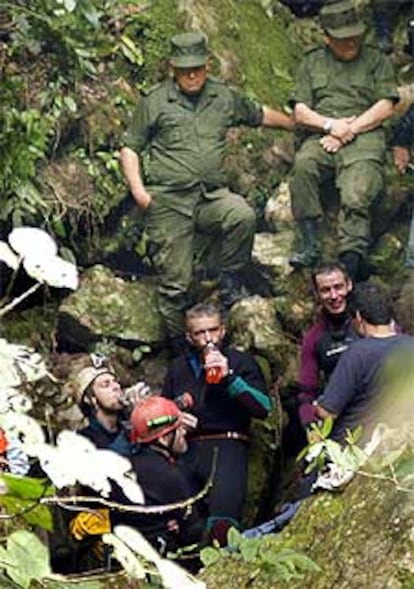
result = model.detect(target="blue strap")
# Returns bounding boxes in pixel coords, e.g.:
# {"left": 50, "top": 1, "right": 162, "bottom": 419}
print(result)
{"left": 242, "top": 500, "right": 303, "bottom": 539}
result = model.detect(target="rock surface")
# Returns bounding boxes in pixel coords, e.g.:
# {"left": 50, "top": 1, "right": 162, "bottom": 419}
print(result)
{"left": 58, "top": 265, "right": 164, "bottom": 350}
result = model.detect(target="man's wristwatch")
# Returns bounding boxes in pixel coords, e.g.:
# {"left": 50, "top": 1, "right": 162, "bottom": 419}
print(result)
{"left": 323, "top": 118, "right": 333, "bottom": 134}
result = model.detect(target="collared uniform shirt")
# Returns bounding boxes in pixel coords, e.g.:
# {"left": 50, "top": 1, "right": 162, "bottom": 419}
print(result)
{"left": 289, "top": 44, "right": 399, "bottom": 162}
{"left": 122, "top": 77, "right": 263, "bottom": 191}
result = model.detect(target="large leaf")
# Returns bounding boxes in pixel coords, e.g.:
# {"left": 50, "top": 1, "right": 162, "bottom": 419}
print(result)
{"left": 0, "top": 495, "right": 53, "bottom": 530}
{"left": 102, "top": 531, "right": 147, "bottom": 580}
{"left": 0, "top": 530, "right": 51, "bottom": 589}
{"left": 8, "top": 226, "right": 57, "bottom": 258}
{"left": 0, "top": 474, "right": 54, "bottom": 500}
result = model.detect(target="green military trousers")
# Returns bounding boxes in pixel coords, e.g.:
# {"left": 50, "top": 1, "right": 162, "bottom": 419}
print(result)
{"left": 289, "top": 136, "right": 384, "bottom": 257}
{"left": 144, "top": 185, "right": 256, "bottom": 337}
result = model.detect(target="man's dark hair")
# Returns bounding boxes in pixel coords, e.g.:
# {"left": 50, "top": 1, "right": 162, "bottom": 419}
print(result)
{"left": 347, "top": 281, "right": 393, "bottom": 325}
{"left": 311, "top": 260, "right": 350, "bottom": 290}
{"left": 185, "top": 302, "right": 222, "bottom": 324}
{"left": 80, "top": 383, "right": 95, "bottom": 417}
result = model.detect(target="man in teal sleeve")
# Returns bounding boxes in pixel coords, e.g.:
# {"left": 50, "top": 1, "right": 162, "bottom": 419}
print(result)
{"left": 120, "top": 31, "right": 293, "bottom": 348}
{"left": 162, "top": 302, "right": 271, "bottom": 544}
{"left": 289, "top": 0, "right": 399, "bottom": 280}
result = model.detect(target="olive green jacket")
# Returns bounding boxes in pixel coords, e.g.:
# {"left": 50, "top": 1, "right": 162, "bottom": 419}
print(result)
{"left": 290, "top": 44, "right": 399, "bottom": 162}
{"left": 122, "top": 77, "right": 263, "bottom": 191}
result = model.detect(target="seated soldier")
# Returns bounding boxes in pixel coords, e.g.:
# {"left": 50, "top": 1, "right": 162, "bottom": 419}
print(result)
{"left": 288, "top": 0, "right": 399, "bottom": 280}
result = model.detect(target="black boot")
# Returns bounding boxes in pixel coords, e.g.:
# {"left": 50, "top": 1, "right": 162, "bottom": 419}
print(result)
{"left": 219, "top": 271, "right": 248, "bottom": 309}
{"left": 289, "top": 219, "right": 321, "bottom": 270}
{"left": 339, "top": 251, "right": 361, "bottom": 283}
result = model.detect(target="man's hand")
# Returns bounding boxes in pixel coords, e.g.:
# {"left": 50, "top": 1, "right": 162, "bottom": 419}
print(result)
{"left": 393, "top": 146, "right": 410, "bottom": 174}
{"left": 315, "top": 403, "right": 336, "bottom": 420}
{"left": 132, "top": 187, "right": 152, "bottom": 209}
{"left": 320, "top": 135, "right": 343, "bottom": 153}
{"left": 180, "top": 411, "right": 198, "bottom": 431}
{"left": 330, "top": 117, "right": 356, "bottom": 144}
{"left": 123, "top": 381, "right": 151, "bottom": 407}
{"left": 204, "top": 348, "right": 229, "bottom": 377}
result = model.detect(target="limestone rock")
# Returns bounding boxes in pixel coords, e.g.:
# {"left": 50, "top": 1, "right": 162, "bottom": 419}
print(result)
{"left": 252, "top": 231, "right": 295, "bottom": 296}
{"left": 227, "top": 295, "right": 298, "bottom": 382}
{"left": 264, "top": 181, "right": 294, "bottom": 230}
{"left": 58, "top": 265, "right": 164, "bottom": 350}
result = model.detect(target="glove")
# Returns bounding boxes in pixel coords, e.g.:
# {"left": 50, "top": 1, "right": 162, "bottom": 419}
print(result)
{"left": 69, "top": 509, "right": 111, "bottom": 541}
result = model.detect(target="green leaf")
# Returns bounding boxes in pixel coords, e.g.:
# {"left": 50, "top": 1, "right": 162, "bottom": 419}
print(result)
{"left": 63, "top": 95, "right": 78, "bottom": 113}
{"left": 227, "top": 526, "right": 242, "bottom": 549}
{"left": 341, "top": 445, "right": 366, "bottom": 471}
{"left": 132, "top": 348, "right": 143, "bottom": 363}
{"left": 0, "top": 496, "right": 53, "bottom": 531}
{"left": 200, "top": 546, "right": 222, "bottom": 567}
{"left": 394, "top": 454, "right": 414, "bottom": 478}
{"left": 63, "top": 0, "right": 77, "bottom": 13}
{"left": 0, "top": 474, "right": 54, "bottom": 500}
{"left": 120, "top": 35, "right": 144, "bottom": 66}
{"left": 239, "top": 539, "right": 260, "bottom": 562}
{"left": 325, "top": 439, "right": 344, "bottom": 467}
{"left": 5, "top": 530, "right": 51, "bottom": 589}
{"left": 320, "top": 416, "right": 333, "bottom": 439}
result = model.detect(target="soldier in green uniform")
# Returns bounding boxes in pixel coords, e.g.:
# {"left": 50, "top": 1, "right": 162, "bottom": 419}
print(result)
{"left": 120, "top": 31, "right": 293, "bottom": 347}
{"left": 289, "top": 0, "right": 399, "bottom": 280}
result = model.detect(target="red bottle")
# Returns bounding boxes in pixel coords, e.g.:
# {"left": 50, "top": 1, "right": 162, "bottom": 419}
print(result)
{"left": 204, "top": 342, "right": 224, "bottom": 384}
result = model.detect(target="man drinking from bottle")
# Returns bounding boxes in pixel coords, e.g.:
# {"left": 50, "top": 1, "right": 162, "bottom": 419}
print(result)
{"left": 162, "top": 302, "right": 271, "bottom": 544}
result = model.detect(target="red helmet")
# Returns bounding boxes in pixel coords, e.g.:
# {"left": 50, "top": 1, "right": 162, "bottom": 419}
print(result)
{"left": 130, "top": 396, "right": 181, "bottom": 443}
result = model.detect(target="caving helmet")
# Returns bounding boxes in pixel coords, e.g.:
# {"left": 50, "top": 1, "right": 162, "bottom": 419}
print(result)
{"left": 73, "top": 366, "right": 115, "bottom": 410}
{"left": 130, "top": 395, "right": 181, "bottom": 444}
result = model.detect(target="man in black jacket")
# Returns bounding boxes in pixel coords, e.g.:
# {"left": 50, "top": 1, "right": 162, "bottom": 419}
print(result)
{"left": 124, "top": 395, "right": 204, "bottom": 558}
{"left": 162, "top": 303, "right": 271, "bottom": 544}
{"left": 73, "top": 365, "right": 134, "bottom": 457}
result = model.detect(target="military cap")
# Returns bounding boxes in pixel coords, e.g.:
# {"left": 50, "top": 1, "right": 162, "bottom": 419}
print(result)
{"left": 170, "top": 31, "right": 209, "bottom": 68}
{"left": 320, "top": 0, "right": 365, "bottom": 39}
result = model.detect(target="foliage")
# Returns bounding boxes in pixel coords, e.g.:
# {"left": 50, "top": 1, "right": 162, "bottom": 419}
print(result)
{"left": 297, "top": 418, "right": 367, "bottom": 475}
{"left": 0, "top": 227, "right": 204, "bottom": 588}
{"left": 104, "top": 525, "right": 206, "bottom": 589}
{"left": 200, "top": 527, "right": 320, "bottom": 584}
{"left": 0, "top": 0, "right": 181, "bottom": 246}
{"left": 0, "top": 530, "right": 52, "bottom": 588}
{"left": 0, "top": 474, "right": 55, "bottom": 530}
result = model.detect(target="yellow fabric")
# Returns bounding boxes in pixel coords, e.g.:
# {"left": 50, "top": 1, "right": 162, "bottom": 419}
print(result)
{"left": 69, "top": 508, "right": 111, "bottom": 540}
